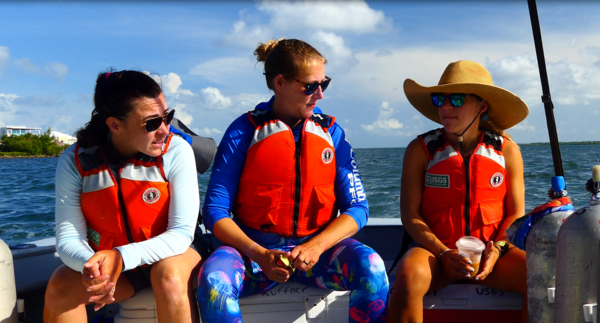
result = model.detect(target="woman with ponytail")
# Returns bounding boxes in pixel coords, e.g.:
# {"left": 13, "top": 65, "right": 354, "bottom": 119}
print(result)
{"left": 389, "top": 60, "right": 529, "bottom": 322}
{"left": 44, "top": 70, "right": 202, "bottom": 323}
{"left": 197, "top": 38, "right": 389, "bottom": 323}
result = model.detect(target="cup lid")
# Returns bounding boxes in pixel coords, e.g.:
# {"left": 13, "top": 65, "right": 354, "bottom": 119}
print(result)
{"left": 455, "top": 236, "right": 485, "bottom": 251}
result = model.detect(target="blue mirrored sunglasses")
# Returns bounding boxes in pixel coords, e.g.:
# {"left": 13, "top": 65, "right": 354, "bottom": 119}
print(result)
{"left": 431, "top": 93, "right": 467, "bottom": 108}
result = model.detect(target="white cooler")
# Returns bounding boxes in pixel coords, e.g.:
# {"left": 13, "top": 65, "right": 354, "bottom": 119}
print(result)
{"left": 114, "top": 288, "right": 157, "bottom": 323}
{"left": 114, "top": 281, "right": 350, "bottom": 323}
{"left": 422, "top": 283, "right": 524, "bottom": 323}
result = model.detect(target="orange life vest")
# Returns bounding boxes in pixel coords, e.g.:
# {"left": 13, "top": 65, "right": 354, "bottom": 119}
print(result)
{"left": 233, "top": 109, "right": 338, "bottom": 238}
{"left": 74, "top": 136, "right": 173, "bottom": 252}
{"left": 418, "top": 129, "right": 507, "bottom": 248}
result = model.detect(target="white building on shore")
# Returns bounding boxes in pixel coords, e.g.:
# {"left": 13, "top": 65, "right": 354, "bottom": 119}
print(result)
{"left": 0, "top": 126, "right": 42, "bottom": 138}
{"left": 50, "top": 131, "right": 77, "bottom": 145}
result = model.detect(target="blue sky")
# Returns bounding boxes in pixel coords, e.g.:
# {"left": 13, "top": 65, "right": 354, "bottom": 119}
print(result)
{"left": 1, "top": 1, "right": 599, "bottom": 148}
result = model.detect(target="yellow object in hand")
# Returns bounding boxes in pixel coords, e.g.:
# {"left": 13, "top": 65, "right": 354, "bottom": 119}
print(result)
{"left": 279, "top": 254, "right": 295, "bottom": 272}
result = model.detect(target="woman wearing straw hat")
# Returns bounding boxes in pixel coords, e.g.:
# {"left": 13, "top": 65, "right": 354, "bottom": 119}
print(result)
{"left": 388, "top": 60, "right": 528, "bottom": 322}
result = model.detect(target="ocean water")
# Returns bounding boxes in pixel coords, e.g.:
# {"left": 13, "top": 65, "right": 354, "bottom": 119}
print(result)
{"left": 1, "top": 145, "right": 599, "bottom": 245}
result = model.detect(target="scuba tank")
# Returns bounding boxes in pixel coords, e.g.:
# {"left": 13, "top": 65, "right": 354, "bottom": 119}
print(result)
{"left": 554, "top": 166, "right": 600, "bottom": 323}
{"left": 0, "top": 239, "right": 18, "bottom": 322}
{"left": 507, "top": 176, "right": 574, "bottom": 323}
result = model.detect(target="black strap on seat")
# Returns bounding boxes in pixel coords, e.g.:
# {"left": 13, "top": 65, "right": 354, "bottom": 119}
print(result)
{"left": 193, "top": 210, "right": 214, "bottom": 260}
{"left": 387, "top": 227, "right": 414, "bottom": 276}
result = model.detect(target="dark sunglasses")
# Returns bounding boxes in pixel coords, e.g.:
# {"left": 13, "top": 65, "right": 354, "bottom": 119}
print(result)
{"left": 141, "top": 109, "right": 175, "bottom": 133}
{"left": 431, "top": 93, "right": 468, "bottom": 108}
{"left": 287, "top": 76, "right": 331, "bottom": 95}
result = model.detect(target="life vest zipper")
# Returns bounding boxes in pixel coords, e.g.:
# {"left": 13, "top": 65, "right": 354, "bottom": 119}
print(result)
{"left": 292, "top": 131, "right": 302, "bottom": 236}
{"left": 464, "top": 156, "right": 471, "bottom": 236}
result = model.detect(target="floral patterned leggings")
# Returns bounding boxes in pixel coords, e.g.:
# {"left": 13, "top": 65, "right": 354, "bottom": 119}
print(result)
{"left": 197, "top": 238, "right": 389, "bottom": 323}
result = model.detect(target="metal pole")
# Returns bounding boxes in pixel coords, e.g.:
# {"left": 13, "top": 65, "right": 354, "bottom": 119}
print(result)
{"left": 527, "top": 0, "right": 564, "bottom": 177}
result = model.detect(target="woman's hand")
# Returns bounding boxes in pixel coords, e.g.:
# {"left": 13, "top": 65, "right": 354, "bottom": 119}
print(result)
{"left": 254, "top": 249, "right": 294, "bottom": 283}
{"left": 439, "top": 249, "right": 475, "bottom": 279}
{"left": 290, "top": 240, "right": 324, "bottom": 272}
{"left": 472, "top": 241, "right": 500, "bottom": 280}
{"left": 83, "top": 249, "right": 123, "bottom": 310}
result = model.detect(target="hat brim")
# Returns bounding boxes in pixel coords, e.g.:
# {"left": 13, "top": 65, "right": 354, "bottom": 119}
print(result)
{"left": 404, "top": 79, "right": 529, "bottom": 130}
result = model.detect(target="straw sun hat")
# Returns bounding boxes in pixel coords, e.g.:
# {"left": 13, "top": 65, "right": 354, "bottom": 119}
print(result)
{"left": 404, "top": 60, "right": 529, "bottom": 130}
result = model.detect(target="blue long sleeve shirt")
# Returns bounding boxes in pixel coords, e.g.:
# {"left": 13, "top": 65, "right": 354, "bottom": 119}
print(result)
{"left": 203, "top": 97, "right": 369, "bottom": 234}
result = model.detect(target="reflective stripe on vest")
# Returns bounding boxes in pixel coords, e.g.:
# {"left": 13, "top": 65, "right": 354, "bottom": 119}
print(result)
{"left": 419, "top": 129, "right": 506, "bottom": 248}
{"left": 233, "top": 110, "right": 338, "bottom": 238}
{"left": 75, "top": 136, "right": 172, "bottom": 251}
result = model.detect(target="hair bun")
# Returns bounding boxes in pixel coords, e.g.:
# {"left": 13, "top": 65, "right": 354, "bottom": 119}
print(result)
{"left": 254, "top": 38, "right": 285, "bottom": 62}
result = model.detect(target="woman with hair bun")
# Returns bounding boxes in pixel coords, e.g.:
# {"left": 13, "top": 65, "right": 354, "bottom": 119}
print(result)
{"left": 197, "top": 38, "right": 389, "bottom": 322}
{"left": 44, "top": 70, "right": 202, "bottom": 322}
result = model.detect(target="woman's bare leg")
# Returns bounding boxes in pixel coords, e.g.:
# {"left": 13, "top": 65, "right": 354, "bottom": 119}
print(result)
{"left": 151, "top": 247, "right": 202, "bottom": 323}
{"left": 388, "top": 247, "right": 456, "bottom": 323}
{"left": 43, "top": 264, "right": 134, "bottom": 323}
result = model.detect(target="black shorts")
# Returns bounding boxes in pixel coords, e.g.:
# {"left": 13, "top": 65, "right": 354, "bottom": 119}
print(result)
{"left": 121, "top": 244, "right": 198, "bottom": 295}
{"left": 122, "top": 265, "right": 153, "bottom": 295}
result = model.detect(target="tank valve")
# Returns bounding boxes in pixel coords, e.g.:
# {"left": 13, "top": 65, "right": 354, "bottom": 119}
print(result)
{"left": 549, "top": 176, "right": 568, "bottom": 198}
{"left": 587, "top": 166, "right": 600, "bottom": 202}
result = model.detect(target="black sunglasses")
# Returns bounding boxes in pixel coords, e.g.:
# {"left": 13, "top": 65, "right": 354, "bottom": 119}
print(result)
{"left": 287, "top": 76, "right": 331, "bottom": 95}
{"left": 141, "top": 109, "right": 175, "bottom": 133}
{"left": 431, "top": 93, "right": 467, "bottom": 108}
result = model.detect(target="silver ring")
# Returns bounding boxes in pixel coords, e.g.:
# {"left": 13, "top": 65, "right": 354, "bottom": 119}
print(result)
{"left": 303, "top": 260, "right": 309, "bottom": 265}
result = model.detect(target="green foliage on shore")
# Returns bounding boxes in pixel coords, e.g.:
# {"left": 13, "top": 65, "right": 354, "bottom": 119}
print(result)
{"left": 0, "top": 151, "right": 28, "bottom": 157}
{"left": 0, "top": 128, "right": 68, "bottom": 156}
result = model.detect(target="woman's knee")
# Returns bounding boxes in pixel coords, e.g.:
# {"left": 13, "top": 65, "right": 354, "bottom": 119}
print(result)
{"left": 394, "top": 257, "right": 434, "bottom": 296}
{"left": 151, "top": 263, "right": 192, "bottom": 300}
{"left": 45, "top": 265, "right": 87, "bottom": 305}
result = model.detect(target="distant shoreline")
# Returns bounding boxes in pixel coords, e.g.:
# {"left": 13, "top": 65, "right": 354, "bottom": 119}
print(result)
{"left": 519, "top": 141, "right": 600, "bottom": 146}
{"left": 0, "top": 155, "right": 60, "bottom": 159}
{"left": 354, "top": 141, "right": 600, "bottom": 149}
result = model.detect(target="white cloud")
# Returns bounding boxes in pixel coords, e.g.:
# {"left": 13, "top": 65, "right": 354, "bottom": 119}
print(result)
{"left": 486, "top": 53, "right": 600, "bottom": 110}
{"left": 189, "top": 57, "right": 255, "bottom": 84}
{"left": 14, "top": 58, "right": 40, "bottom": 73}
{"left": 311, "top": 31, "right": 354, "bottom": 70}
{"left": 218, "top": 1, "right": 391, "bottom": 50}
{"left": 220, "top": 20, "right": 271, "bottom": 48}
{"left": 146, "top": 71, "right": 194, "bottom": 97}
{"left": 486, "top": 55, "right": 541, "bottom": 105}
{"left": 511, "top": 121, "right": 535, "bottom": 132}
{"left": 258, "top": 1, "right": 391, "bottom": 34}
{"left": 0, "top": 47, "right": 10, "bottom": 76}
{"left": 14, "top": 58, "right": 68, "bottom": 80}
{"left": 0, "top": 93, "right": 21, "bottom": 126}
{"left": 197, "top": 127, "right": 223, "bottom": 136}
{"left": 144, "top": 71, "right": 197, "bottom": 125}
{"left": 173, "top": 105, "right": 194, "bottom": 125}
{"left": 361, "top": 101, "right": 403, "bottom": 132}
{"left": 46, "top": 62, "right": 68, "bottom": 79}
{"left": 200, "top": 87, "right": 233, "bottom": 110}
{"left": 162, "top": 72, "right": 183, "bottom": 94}
{"left": 0, "top": 93, "right": 19, "bottom": 112}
